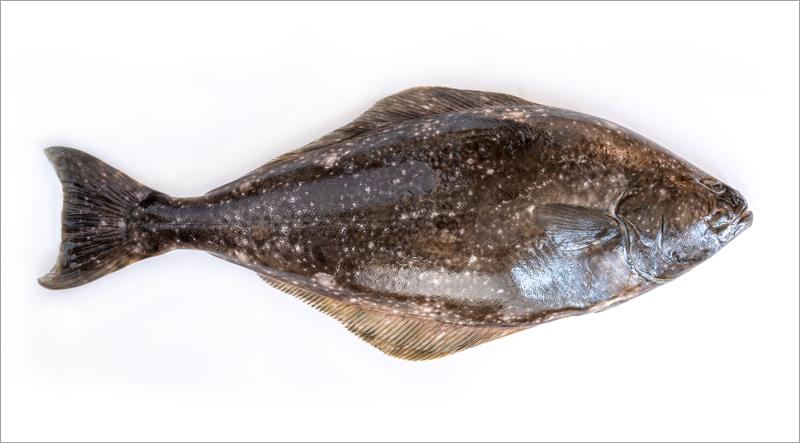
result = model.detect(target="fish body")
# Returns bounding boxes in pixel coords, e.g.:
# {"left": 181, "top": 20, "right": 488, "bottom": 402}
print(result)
{"left": 40, "top": 87, "right": 752, "bottom": 360}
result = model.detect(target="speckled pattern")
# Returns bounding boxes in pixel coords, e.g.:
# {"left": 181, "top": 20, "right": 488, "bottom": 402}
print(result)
{"left": 40, "top": 87, "right": 752, "bottom": 359}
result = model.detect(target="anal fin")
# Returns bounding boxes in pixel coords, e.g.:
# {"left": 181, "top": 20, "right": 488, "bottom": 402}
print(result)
{"left": 259, "top": 274, "right": 526, "bottom": 361}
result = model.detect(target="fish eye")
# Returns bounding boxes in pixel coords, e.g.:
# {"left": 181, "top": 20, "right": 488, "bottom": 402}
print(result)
{"left": 699, "top": 177, "right": 725, "bottom": 194}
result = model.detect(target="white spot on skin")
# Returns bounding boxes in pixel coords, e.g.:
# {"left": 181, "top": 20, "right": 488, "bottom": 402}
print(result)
{"left": 321, "top": 153, "right": 338, "bottom": 169}
{"left": 313, "top": 273, "right": 337, "bottom": 288}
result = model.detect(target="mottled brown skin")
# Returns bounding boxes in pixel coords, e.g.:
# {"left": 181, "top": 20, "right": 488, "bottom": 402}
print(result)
{"left": 40, "top": 87, "right": 752, "bottom": 357}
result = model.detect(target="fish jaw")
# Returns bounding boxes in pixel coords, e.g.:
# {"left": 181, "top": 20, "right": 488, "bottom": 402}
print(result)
{"left": 724, "top": 207, "right": 753, "bottom": 244}
{"left": 734, "top": 209, "right": 753, "bottom": 236}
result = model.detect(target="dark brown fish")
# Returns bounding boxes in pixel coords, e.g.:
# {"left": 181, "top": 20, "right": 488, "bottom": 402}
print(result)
{"left": 40, "top": 87, "right": 752, "bottom": 360}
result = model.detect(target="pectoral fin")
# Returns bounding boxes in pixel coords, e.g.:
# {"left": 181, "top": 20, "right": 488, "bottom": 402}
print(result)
{"left": 534, "top": 204, "right": 621, "bottom": 250}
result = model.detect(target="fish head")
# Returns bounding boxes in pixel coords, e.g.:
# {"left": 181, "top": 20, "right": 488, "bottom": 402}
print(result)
{"left": 695, "top": 176, "right": 753, "bottom": 244}
{"left": 615, "top": 172, "right": 752, "bottom": 281}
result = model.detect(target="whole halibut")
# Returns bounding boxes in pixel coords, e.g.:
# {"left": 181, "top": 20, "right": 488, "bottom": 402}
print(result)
{"left": 40, "top": 87, "right": 752, "bottom": 360}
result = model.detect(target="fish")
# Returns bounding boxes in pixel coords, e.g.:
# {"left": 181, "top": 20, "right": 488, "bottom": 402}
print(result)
{"left": 40, "top": 87, "right": 753, "bottom": 360}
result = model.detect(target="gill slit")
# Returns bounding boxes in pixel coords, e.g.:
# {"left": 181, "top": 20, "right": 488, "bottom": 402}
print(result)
{"left": 610, "top": 190, "right": 668, "bottom": 284}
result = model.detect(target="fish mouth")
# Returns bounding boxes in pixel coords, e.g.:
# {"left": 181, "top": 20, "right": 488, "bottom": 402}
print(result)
{"left": 733, "top": 209, "right": 753, "bottom": 236}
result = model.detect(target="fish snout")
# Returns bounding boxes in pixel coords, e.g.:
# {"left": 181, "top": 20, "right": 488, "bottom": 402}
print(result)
{"left": 708, "top": 184, "right": 751, "bottom": 241}
{"left": 722, "top": 186, "right": 752, "bottom": 237}
{"left": 718, "top": 186, "right": 746, "bottom": 214}
{"left": 733, "top": 209, "right": 753, "bottom": 236}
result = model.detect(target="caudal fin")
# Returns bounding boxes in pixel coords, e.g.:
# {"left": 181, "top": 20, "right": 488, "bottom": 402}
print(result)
{"left": 39, "top": 147, "right": 157, "bottom": 289}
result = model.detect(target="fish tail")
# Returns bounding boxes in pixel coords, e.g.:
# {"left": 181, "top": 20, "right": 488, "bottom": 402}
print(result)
{"left": 39, "top": 147, "right": 160, "bottom": 289}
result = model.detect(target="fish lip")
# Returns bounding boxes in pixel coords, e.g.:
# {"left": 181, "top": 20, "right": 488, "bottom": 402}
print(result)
{"left": 733, "top": 210, "right": 753, "bottom": 235}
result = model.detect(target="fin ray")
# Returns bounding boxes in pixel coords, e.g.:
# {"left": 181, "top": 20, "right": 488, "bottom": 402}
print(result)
{"left": 259, "top": 274, "right": 526, "bottom": 360}
{"left": 534, "top": 204, "right": 621, "bottom": 250}
{"left": 40, "top": 147, "right": 158, "bottom": 289}
{"left": 207, "top": 87, "right": 534, "bottom": 195}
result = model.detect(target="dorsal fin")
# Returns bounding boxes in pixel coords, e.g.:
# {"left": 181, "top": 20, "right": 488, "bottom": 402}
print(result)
{"left": 299, "top": 86, "right": 534, "bottom": 154}
{"left": 207, "top": 87, "right": 534, "bottom": 195}
{"left": 259, "top": 274, "right": 527, "bottom": 361}
{"left": 319, "top": 86, "right": 535, "bottom": 144}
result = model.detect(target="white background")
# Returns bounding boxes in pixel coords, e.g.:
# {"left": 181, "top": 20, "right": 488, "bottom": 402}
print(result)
{"left": 2, "top": 2, "right": 798, "bottom": 441}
